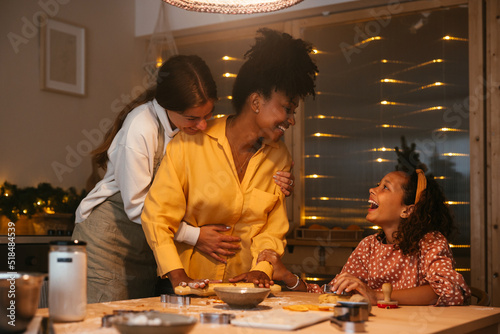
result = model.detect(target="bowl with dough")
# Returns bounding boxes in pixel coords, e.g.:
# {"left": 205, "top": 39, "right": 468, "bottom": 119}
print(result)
{"left": 214, "top": 287, "right": 271, "bottom": 309}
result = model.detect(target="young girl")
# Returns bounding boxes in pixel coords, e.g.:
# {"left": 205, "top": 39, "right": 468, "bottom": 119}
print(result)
{"left": 258, "top": 168, "right": 471, "bottom": 306}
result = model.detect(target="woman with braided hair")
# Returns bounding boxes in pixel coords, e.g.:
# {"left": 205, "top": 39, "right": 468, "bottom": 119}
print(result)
{"left": 141, "top": 28, "right": 318, "bottom": 289}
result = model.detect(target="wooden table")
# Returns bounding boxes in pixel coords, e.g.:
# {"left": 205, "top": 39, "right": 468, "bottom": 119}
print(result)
{"left": 32, "top": 292, "right": 500, "bottom": 334}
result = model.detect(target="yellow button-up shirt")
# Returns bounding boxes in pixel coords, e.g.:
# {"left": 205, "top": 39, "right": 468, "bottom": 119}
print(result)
{"left": 142, "top": 116, "right": 291, "bottom": 281}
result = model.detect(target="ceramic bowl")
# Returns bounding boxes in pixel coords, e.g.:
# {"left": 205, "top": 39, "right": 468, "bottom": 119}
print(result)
{"left": 214, "top": 287, "right": 271, "bottom": 309}
{"left": 112, "top": 311, "right": 196, "bottom": 334}
{"left": 0, "top": 272, "right": 46, "bottom": 333}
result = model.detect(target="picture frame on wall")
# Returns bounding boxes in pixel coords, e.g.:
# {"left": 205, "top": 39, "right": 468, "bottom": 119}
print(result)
{"left": 40, "top": 19, "right": 86, "bottom": 96}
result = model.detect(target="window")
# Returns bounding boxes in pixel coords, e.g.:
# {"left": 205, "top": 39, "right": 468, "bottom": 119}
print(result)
{"left": 298, "top": 4, "right": 470, "bottom": 280}
{"left": 174, "top": 4, "right": 472, "bottom": 282}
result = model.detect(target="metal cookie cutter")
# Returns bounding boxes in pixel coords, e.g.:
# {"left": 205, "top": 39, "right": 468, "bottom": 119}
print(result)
{"left": 161, "top": 294, "right": 191, "bottom": 306}
{"left": 322, "top": 284, "right": 351, "bottom": 296}
{"left": 199, "top": 313, "right": 235, "bottom": 325}
{"left": 330, "top": 301, "right": 369, "bottom": 333}
{"left": 330, "top": 317, "right": 366, "bottom": 333}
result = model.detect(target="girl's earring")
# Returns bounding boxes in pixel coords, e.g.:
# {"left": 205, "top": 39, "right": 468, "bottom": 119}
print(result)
{"left": 255, "top": 109, "right": 259, "bottom": 114}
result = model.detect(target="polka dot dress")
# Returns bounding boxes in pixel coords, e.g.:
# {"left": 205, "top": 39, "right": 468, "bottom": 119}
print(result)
{"left": 340, "top": 231, "right": 471, "bottom": 306}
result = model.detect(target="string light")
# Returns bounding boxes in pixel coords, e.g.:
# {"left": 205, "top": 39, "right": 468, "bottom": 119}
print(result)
{"left": 443, "top": 35, "right": 468, "bottom": 42}
{"left": 446, "top": 201, "right": 470, "bottom": 205}
{"left": 311, "top": 197, "right": 367, "bottom": 202}
{"left": 442, "top": 153, "right": 469, "bottom": 157}
{"left": 308, "top": 115, "right": 371, "bottom": 122}
{"left": 390, "top": 59, "right": 444, "bottom": 75}
{"left": 305, "top": 174, "right": 334, "bottom": 179}
{"left": 221, "top": 56, "right": 241, "bottom": 61}
{"left": 380, "top": 78, "right": 416, "bottom": 84}
{"left": 396, "top": 106, "right": 446, "bottom": 117}
{"left": 415, "top": 81, "right": 445, "bottom": 91}
{"left": 370, "top": 147, "right": 395, "bottom": 152}
{"left": 375, "top": 158, "right": 393, "bottom": 163}
{"left": 312, "top": 133, "right": 349, "bottom": 138}
{"left": 435, "top": 127, "right": 468, "bottom": 132}
{"left": 377, "top": 124, "right": 413, "bottom": 129}
{"left": 379, "top": 100, "right": 413, "bottom": 106}
{"left": 449, "top": 244, "right": 471, "bottom": 248}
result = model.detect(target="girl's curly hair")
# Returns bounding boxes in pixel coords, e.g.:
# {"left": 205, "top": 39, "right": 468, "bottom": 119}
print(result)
{"left": 231, "top": 28, "right": 318, "bottom": 113}
{"left": 388, "top": 170, "right": 457, "bottom": 255}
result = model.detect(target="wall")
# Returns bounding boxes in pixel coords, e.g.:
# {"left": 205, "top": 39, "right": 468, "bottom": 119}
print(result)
{"left": 0, "top": 0, "right": 146, "bottom": 190}
{"left": 0, "top": 0, "right": 352, "bottom": 191}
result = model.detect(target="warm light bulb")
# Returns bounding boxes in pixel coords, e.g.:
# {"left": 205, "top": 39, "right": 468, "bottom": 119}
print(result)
{"left": 156, "top": 57, "right": 163, "bottom": 68}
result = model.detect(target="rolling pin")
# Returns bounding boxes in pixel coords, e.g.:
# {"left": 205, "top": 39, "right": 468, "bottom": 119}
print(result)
{"left": 174, "top": 282, "right": 281, "bottom": 296}
{"left": 377, "top": 283, "right": 398, "bottom": 309}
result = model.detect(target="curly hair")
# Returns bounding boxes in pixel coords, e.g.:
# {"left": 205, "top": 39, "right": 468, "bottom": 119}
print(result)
{"left": 388, "top": 170, "right": 457, "bottom": 255}
{"left": 231, "top": 28, "right": 318, "bottom": 113}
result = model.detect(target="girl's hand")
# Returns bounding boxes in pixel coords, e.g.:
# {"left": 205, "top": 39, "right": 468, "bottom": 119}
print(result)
{"left": 331, "top": 273, "right": 378, "bottom": 305}
{"left": 196, "top": 225, "right": 241, "bottom": 263}
{"left": 257, "top": 249, "right": 288, "bottom": 281}
{"left": 228, "top": 270, "right": 272, "bottom": 288}
{"left": 257, "top": 249, "right": 307, "bottom": 291}
{"left": 274, "top": 162, "right": 295, "bottom": 197}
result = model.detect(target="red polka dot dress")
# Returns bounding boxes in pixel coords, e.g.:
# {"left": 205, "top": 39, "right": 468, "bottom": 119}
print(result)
{"left": 340, "top": 231, "right": 471, "bottom": 306}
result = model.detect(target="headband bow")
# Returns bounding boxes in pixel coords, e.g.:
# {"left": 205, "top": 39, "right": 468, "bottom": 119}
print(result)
{"left": 414, "top": 169, "right": 427, "bottom": 204}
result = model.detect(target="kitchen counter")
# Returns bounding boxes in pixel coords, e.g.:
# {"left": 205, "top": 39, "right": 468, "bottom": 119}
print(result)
{"left": 33, "top": 292, "right": 500, "bottom": 333}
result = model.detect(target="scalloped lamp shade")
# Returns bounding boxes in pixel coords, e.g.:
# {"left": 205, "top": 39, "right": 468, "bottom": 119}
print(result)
{"left": 162, "top": 0, "right": 304, "bottom": 14}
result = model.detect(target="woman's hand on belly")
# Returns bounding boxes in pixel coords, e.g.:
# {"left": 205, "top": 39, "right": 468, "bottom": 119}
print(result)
{"left": 196, "top": 225, "right": 241, "bottom": 263}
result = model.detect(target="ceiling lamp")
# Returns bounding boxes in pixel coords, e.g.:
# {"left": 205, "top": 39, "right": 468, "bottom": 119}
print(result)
{"left": 162, "top": 0, "right": 304, "bottom": 14}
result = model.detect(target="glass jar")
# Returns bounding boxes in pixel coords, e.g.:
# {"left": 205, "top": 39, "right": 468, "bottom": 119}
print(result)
{"left": 48, "top": 240, "right": 87, "bottom": 322}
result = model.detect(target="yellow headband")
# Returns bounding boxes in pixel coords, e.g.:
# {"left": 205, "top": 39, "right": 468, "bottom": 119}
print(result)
{"left": 414, "top": 169, "right": 427, "bottom": 204}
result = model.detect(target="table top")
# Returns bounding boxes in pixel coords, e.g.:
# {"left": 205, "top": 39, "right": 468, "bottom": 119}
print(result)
{"left": 33, "top": 291, "right": 500, "bottom": 334}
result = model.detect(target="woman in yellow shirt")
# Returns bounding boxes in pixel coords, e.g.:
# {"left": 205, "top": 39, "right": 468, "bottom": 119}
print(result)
{"left": 141, "top": 28, "right": 318, "bottom": 289}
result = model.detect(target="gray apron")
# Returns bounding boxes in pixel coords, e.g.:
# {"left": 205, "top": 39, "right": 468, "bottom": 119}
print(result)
{"left": 72, "top": 109, "right": 166, "bottom": 303}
